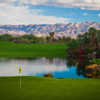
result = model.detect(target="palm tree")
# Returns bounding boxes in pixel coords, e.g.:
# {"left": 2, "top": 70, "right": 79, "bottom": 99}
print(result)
{"left": 49, "top": 32, "right": 55, "bottom": 41}
{"left": 96, "top": 30, "right": 100, "bottom": 46}
{"left": 88, "top": 27, "right": 96, "bottom": 36}
{"left": 88, "top": 27, "right": 97, "bottom": 47}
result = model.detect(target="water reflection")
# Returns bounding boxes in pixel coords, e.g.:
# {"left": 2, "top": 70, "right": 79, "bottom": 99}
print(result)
{"left": 0, "top": 58, "right": 85, "bottom": 78}
{"left": 67, "top": 55, "right": 100, "bottom": 78}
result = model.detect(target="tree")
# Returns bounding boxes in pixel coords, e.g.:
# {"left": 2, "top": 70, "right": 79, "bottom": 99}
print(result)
{"left": 21, "top": 34, "right": 44, "bottom": 43}
{"left": 0, "top": 34, "right": 13, "bottom": 41}
{"left": 67, "top": 39, "right": 79, "bottom": 49}
{"left": 88, "top": 27, "right": 96, "bottom": 39}
{"left": 88, "top": 27, "right": 98, "bottom": 48}
{"left": 96, "top": 30, "right": 100, "bottom": 44}
{"left": 46, "top": 36, "right": 50, "bottom": 42}
{"left": 65, "top": 37, "right": 71, "bottom": 41}
{"left": 49, "top": 32, "right": 55, "bottom": 41}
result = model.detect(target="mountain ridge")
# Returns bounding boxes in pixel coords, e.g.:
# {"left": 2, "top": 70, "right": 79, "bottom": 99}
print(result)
{"left": 0, "top": 22, "right": 100, "bottom": 38}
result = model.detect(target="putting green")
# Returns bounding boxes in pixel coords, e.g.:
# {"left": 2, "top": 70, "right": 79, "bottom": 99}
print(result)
{"left": 0, "top": 77, "right": 100, "bottom": 100}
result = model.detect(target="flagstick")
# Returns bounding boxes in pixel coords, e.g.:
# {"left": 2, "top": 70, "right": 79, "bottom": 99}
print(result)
{"left": 19, "top": 74, "right": 21, "bottom": 88}
{"left": 18, "top": 65, "right": 22, "bottom": 89}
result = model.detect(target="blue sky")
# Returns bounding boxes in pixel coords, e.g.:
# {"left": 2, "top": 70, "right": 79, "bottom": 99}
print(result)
{"left": 28, "top": 5, "right": 100, "bottom": 22}
{"left": 0, "top": 0, "right": 100, "bottom": 24}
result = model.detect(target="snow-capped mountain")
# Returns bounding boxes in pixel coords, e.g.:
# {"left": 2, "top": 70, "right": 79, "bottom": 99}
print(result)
{"left": 0, "top": 22, "right": 100, "bottom": 38}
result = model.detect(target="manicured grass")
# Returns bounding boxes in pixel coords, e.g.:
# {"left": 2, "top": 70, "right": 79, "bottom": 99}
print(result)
{"left": 92, "top": 59, "right": 100, "bottom": 64}
{"left": 0, "top": 42, "right": 67, "bottom": 58}
{"left": 0, "top": 77, "right": 100, "bottom": 100}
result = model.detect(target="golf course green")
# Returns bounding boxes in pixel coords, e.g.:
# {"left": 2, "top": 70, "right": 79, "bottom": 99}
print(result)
{"left": 0, "top": 42, "right": 67, "bottom": 58}
{"left": 0, "top": 77, "right": 100, "bottom": 100}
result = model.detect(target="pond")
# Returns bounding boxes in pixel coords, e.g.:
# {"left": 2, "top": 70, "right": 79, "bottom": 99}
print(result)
{"left": 0, "top": 58, "right": 86, "bottom": 78}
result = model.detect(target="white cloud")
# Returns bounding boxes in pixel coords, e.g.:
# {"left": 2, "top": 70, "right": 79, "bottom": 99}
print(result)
{"left": 0, "top": 0, "right": 100, "bottom": 10}
{"left": 83, "top": 13, "right": 89, "bottom": 16}
{"left": 98, "top": 14, "right": 100, "bottom": 17}
{"left": 0, "top": 4, "right": 68, "bottom": 25}
{"left": 19, "top": 0, "right": 48, "bottom": 5}
{"left": 18, "top": 0, "right": 100, "bottom": 10}
{"left": 0, "top": 0, "right": 16, "bottom": 3}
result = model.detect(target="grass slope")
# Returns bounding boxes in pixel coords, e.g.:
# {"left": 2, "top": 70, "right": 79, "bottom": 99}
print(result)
{"left": 0, "top": 77, "right": 100, "bottom": 100}
{"left": 0, "top": 42, "right": 67, "bottom": 58}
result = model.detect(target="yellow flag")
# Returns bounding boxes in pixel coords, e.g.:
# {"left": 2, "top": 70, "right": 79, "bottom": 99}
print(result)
{"left": 19, "top": 66, "right": 22, "bottom": 73}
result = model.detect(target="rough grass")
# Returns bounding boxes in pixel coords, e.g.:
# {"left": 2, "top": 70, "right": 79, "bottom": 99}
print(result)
{"left": 0, "top": 42, "right": 67, "bottom": 58}
{"left": 0, "top": 77, "right": 100, "bottom": 100}
{"left": 92, "top": 59, "right": 100, "bottom": 64}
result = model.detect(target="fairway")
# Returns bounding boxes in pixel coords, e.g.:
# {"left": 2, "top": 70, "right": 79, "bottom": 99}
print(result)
{"left": 0, "top": 77, "right": 100, "bottom": 100}
{"left": 0, "top": 42, "right": 67, "bottom": 58}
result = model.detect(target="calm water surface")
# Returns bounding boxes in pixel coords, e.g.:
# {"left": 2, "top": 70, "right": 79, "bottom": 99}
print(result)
{"left": 0, "top": 58, "right": 85, "bottom": 78}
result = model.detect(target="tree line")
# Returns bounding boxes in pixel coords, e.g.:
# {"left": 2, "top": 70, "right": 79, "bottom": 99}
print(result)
{"left": 66, "top": 27, "right": 100, "bottom": 77}
{"left": 0, "top": 32, "right": 71, "bottom": 43}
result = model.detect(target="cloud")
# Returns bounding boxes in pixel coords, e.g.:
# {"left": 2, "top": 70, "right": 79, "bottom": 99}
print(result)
{"left": 17, "top": 0, "right": 100, "bottom": 10}
{"left": 0, "top": 0, "right": 100, "bottom": 10}
{"left": 0, "top": 0, "right": 16, "bottom": 3}
{"left": 0, "top": 0, "right": 99, "bottom": 25}
{"left": 19, "top": 0, "right": 48, "bottom": 5}
{"left": 0, "top": 4, "right": 69, "bottom": 25}
{"left": 83, "top": 13, "right": 89, "bottom": 16}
